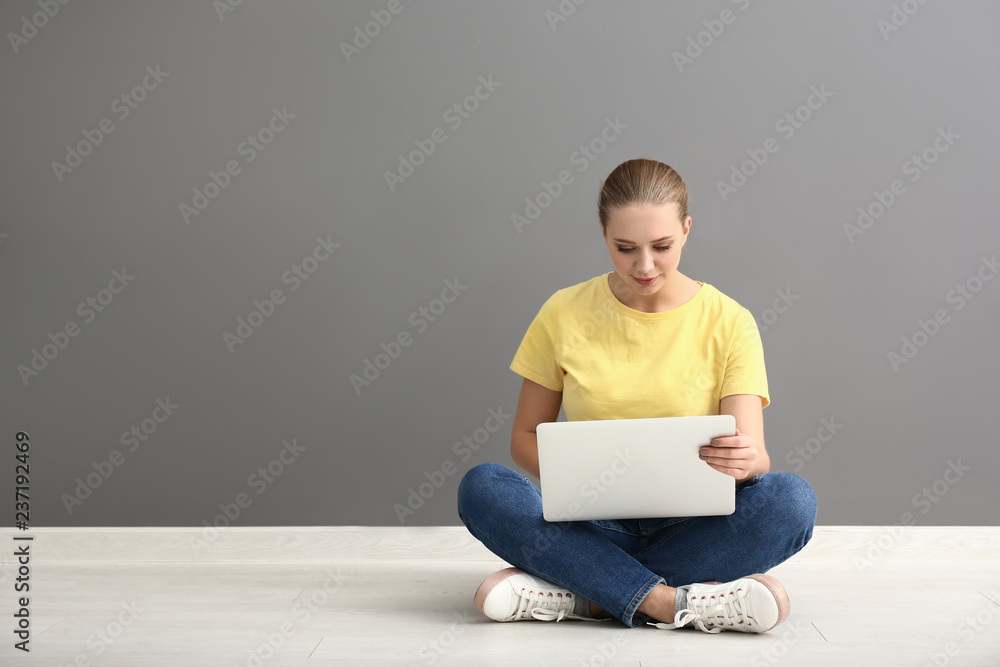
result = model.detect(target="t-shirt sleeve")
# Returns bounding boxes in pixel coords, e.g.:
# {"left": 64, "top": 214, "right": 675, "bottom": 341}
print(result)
{"left": 720, "top": 307, "right": 770, "bottom": 408}
{"left": 509, "top": 291, "right": 564, "bottom": 392}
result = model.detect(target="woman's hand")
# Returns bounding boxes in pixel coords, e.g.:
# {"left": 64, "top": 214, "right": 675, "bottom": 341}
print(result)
{"left": 699, "top": 427, "right": 757, "bottom": 481}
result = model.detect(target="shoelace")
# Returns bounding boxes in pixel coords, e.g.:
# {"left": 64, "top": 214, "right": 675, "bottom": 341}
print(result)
{"left": 648, "top": 586, "right": 754, "bottom": 633}
{"left": 513, "top": 588, "right": 602, "bottom": 622}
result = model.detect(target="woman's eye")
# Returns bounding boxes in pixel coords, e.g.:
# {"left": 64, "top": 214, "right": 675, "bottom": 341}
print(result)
{"left": 617, "top": 246, "right": 671, "bottom": 253}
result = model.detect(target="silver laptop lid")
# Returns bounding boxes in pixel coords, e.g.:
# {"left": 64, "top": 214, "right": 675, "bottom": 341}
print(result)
{"left": 536, "top": 415, "right": 737, "bottom": 521}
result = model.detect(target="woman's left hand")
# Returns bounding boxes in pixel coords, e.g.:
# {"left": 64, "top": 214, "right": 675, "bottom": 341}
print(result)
{"left": 699, "top": 427, "right": 756, "bottom": 481}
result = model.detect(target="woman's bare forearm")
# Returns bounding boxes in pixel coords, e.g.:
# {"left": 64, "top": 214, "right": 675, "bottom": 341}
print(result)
{"left": 510, "top": 430, "right": 541, "bottom": 480}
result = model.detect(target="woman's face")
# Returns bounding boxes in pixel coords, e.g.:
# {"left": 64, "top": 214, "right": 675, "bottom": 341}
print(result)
{"left": 602, "top": 203, "right": 692, "bottom": 293}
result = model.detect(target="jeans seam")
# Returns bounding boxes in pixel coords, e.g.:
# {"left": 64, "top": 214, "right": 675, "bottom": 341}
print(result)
{"left": 587, "top": 520, "right": 638, "bottom": 536}
{"left": 623, "top": 574, "right": 664, "bottom": 628}
{"left": 634, "top": 518, "right": 694, "bottom": 560}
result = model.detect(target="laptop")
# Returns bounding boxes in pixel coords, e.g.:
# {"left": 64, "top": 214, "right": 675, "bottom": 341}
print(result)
{"left": 536, "top": 415, "right": 737, "bottom": 521}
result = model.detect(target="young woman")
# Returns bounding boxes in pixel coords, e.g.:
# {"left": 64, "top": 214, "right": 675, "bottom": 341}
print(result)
{"left": 456, "top": 158, "right": 818, "bottom": 633}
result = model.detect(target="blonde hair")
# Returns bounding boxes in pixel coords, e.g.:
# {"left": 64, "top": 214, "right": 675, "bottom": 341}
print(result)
{"left": 598, "top": 158, "right": 689, "bottom": 233}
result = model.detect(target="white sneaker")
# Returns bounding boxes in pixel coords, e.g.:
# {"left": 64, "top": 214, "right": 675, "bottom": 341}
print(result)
{"left": 473, "top": 567, "right": 608, "bottom": 623}
{"left": 647, "top": 574, "right": 790, "bottom": 633}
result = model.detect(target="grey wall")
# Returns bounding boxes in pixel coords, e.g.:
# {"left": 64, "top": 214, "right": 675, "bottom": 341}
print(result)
{"left": 2, "top": 1, "right": 998, "bottom": 528}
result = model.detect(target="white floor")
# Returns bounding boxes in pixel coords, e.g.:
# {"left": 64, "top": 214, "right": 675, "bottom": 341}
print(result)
{"left": 1, "top": 526, "right": 999, "bottom": 666}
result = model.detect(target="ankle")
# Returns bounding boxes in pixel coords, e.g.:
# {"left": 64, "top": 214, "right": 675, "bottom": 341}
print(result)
{"left": 662, "top": 586, "right": 677, "bottom": 622}
{"left": 637, "top": 584, "right": 678, "bottom": 624}
{"left": 588, "top": 600, "right": 607, "bottom": 618}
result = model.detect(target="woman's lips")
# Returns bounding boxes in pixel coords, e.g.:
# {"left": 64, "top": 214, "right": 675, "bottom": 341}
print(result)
{"left": 635, "top": 276, "right": 657, "bottom": 285}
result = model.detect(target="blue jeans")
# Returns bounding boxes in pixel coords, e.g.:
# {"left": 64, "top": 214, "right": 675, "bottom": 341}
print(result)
{"left": 457, "top": 462, "right": 818, "bottom": 628}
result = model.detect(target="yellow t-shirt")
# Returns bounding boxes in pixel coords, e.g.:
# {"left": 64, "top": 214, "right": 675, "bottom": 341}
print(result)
{"left": 509, "top": 273, "right": 769, "bottom": 421}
